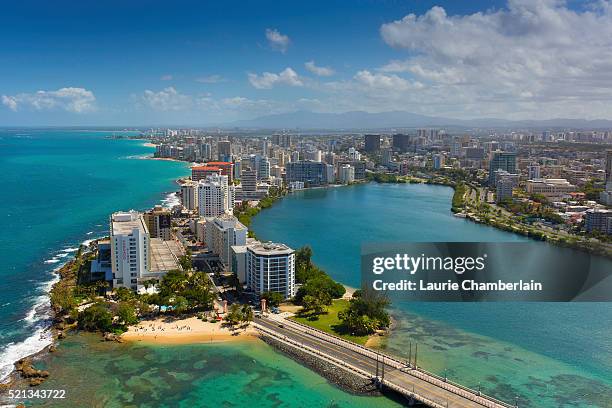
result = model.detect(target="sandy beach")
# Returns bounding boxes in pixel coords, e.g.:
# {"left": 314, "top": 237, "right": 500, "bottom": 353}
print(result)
{"left": 142, "top": 142, "right": 157, "bottom": 148}
{"left": 121, "top": 316, "right": 258, "bottom": 345}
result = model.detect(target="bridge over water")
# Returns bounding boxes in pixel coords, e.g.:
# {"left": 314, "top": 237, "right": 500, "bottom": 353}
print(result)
{"left": 254, "top": 316, "right": 516, "bottom": 408}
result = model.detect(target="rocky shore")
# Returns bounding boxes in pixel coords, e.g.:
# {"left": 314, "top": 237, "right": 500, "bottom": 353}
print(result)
{"left": 259, "top": 335, "right": 380, "bottom": 396}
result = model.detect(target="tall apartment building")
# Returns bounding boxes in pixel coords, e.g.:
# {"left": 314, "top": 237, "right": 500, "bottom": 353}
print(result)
{"left": 336, "top": 160, "right": 366, "bottom": 180}
{"left": 605, "top": 150, "right": 612, "bottom": 187}
{"left": 338, "top": 164, "right": 355, "bottom": 184}
{"left": 272, "top": 133, "right": 292, "bottom": 148}
{"left": 143, "top": 205, "right": 172, "bottom": 240}
{"left": 585, "top": 208, "right": 612, "bottom": 234}
{"left": 286, "top": 160, "right": 327, "bottom": 187}
{"left": 392, "top": 134, "right": 411, "bottom": 152}
{"left": 528, "top": 163, "right": 541, "bottom": 180}
{"left": 489, "top": 151, "right": 517, "bottom": 185}
{"left": 246, "top": 241, "right": 295, "bottom": 299}
{"left": 364, "top": 134, "right": 381, "bottom": 152}
{"left": 110, "top": 211, "right": 150, "bottom": 291}
{"left": 180, "top": 181, "right": 199, "bottom": 211}
{"left": 217, "top": 140, "right": 231, "bottom": 161}
{"left": 204, "top": 214, "right": 248, "bottom": 270}
{"left": 495, "top": 171, "right": 519, "bottom": 203}
{"left": 258, "top": 156, "right": 270, "bottom": 180}
{"left": 198, "top": 174, "right": 234, "bottom": 217}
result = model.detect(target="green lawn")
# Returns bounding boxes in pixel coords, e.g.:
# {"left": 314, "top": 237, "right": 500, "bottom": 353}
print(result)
{"left": 289, "top": 299, "right": 370, "bottom": 345}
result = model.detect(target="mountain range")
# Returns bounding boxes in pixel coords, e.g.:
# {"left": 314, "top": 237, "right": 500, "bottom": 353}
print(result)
{"left": 226, "top": 110, "right": 612, "bottom": 130}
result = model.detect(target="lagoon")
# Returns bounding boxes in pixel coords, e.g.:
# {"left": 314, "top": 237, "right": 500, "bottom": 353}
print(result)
{"left": 251, "top": 183, "right": 612, "bottom": 407}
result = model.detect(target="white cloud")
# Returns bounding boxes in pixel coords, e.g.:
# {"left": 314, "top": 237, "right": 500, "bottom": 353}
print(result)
{"left": 160, "top": 74, "right": 173, "bottom": 81}
{"left": 1, "top": 87, "right": 96, "bottom": 113}
{"left": 248, "top": 67, "right": 304, "bottom": 89}
{"left": 2, "top": 96, "right": 18, "bottom": 111}
{"left": 305, "top": 61, "right": 335, "bottom": 76}
{"left": 265, "top": 28, "right": 291, "bottom": 53}
{"left": 375, "top": 0, "right": 612, "bottom": 118}
{"left": 141, "top": 87, "right": 193, "bottom": 111}
{"left": 196, "top": 75, "right": 225, "bottom": 83}
{"left": 353, "top": 70, "right": 424, "bottom": 92}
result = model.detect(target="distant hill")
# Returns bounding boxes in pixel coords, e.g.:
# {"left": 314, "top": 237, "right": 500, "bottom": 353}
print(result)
{"left": 226, "top": 110, "right": 612, "bottom": 130}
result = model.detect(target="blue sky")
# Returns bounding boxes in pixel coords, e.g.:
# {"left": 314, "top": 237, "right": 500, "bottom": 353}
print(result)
{"left": 1, "top": 0, "right": 610, "bottom": 125}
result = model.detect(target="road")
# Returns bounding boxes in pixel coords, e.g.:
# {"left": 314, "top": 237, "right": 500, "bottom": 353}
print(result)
{"left": 255, "top": 316, "right": 512, "bottom": 408}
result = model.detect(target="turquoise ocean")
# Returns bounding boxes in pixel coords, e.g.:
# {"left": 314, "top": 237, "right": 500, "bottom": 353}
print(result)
{"left": 1, "top": 130, "right": 611, "bottom": 407}
{"left": 0, "top": 129, "right": 189, "bottom": 380}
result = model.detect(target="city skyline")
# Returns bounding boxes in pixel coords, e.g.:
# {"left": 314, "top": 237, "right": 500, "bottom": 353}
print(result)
{"left": 3, "top": 0, "right": 612, "bottom": 125}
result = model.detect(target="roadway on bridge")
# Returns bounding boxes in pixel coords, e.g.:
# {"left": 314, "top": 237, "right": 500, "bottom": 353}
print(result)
{"left": 256, "top": 316, "right": 500, "bottom": 408}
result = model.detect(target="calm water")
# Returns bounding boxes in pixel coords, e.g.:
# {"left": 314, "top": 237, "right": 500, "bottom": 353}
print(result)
{"left": 251, "top": 184, "right": 612, "bottom": 407}
{"left": 22, "top": 334, "right": 399, "bottom": 408}
{"left": 0, "top": 129, "right": 189, "bottom": 380}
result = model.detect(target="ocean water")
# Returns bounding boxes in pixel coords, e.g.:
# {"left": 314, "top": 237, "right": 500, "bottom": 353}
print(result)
{"left": 251, "top": 183, "right": 612, "bottom": 407}
{"left": 21, "top": 334, "right": 400, "bottom": 408}
{"left": 0, "top": 129, "right": 189, "bottom": 381}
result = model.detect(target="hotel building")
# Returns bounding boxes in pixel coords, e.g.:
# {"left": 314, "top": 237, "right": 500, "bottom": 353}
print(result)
{"left": 110, "top": 211, "right": 150, "bottom": 291}
{"left": 246, "top": 241, "right": 295, "bottom": 299}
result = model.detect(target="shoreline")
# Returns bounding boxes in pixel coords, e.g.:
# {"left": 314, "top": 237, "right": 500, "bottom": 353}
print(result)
{"left": 121, "top": 316, "right": 258, "bottom": 345}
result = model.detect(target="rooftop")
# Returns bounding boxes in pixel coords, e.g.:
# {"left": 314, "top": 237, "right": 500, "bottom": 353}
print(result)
{"left": 149, "top": 238, "right": 182, "bottom": 272}
{"left": 248, "top": 241, "right": 293, "bottom": 256}
{"left": 111, "top": 211, "right": 148, "bottom": 236}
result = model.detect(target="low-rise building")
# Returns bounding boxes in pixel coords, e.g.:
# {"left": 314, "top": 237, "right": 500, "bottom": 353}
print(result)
{"left": 526, "top": 178, "right": 577, "bottom": 199}
{"left": 585, "top": 208, "right": 612, "bottom": 234}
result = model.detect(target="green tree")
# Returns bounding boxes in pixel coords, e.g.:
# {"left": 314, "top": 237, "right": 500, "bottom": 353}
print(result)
{"left": 179, "top": 251, "right": 193, "bottom": 271}
{"left": 172, "top": 296, "right": 189, "bottom": 314}
{"left": 114, "top": 287, "right": 135, "bottom": 302}
{"left": 338, "top": 289, "right": 390, "bottom": 336}
{"left": 225, "top": 303, "right": 243, "bottom": 326}
{"left": 50, "top": 284, "right": 77, "bottom": 315}
{"left": 260, "top": 291, "right": 284, "bottom": 307}
{"left": 158, "top": 270, "right": 188, "bottom": 297}
{"left": 78, "top": 303, "right": 113, "bottom": 332}
{"left": 115, "top": 301, "right": 138, "bottom": 326}
{"left": 241, "top": 305, "right": 253, "bottom": 323}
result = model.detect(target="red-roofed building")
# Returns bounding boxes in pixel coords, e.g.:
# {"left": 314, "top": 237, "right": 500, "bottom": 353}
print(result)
{"left": 203, "top": 161, "right": 234, "bottom": 182}
{"left": 192, "top": 166, "right": 222, "bottom": 182}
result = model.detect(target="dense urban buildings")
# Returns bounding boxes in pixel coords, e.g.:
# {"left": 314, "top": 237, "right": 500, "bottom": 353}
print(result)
{"left": 146, "top": 127, "right": 611, "bottom": 242}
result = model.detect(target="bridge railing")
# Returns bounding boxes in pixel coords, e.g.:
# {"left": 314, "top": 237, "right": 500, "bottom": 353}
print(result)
{"left": 274, "top": 317, "right": 516, "bottom": 408}
{"left": 253, "top": 322, "right": 446, "bottom": 408}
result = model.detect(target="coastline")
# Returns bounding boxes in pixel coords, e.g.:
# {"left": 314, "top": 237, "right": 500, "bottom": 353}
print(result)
{"left": 121, "top": 316, "right": 258, "bottom": 345}
{"left": 369, "top": 176, "right": 612, "bottom": 259}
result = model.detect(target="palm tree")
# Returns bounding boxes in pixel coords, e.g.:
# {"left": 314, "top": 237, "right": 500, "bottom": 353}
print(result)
{"left": 241, "top": 305, "right": 253, "bottom": 324}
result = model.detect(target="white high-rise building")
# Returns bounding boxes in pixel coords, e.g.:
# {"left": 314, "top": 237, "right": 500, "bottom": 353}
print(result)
{"left": 204, "top": 214, "right": 248, "bottom": 270}
{"left": 198, "top": 173, "right": 234, "bottom": 217}
{"left": 110, "top": 211, "right": 150, "bottom": 291}
{"left": 528, "top": 164, "right": 541, "bottom": 180}
{"left": 258, "top": 157, "right": 271, "bottom": 180}
{"left": 338, "top": 164, "right": 354, "bottom": 184}
{"left": 246, "top": 241, "right": 295, "bottom": 299}
{"left": 180, "top": 181, "right": 198, "bottom": 211}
